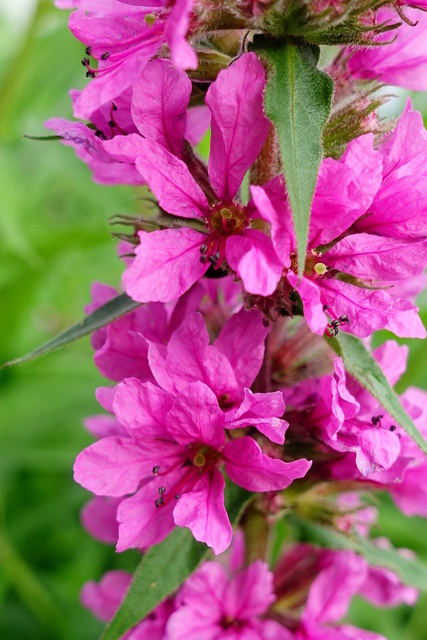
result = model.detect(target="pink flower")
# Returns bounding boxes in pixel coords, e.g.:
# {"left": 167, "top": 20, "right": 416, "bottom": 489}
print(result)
{"left": 74, "top": 379, "right": 311, "bottom": 554}
{"left": 104, "top": 52, "right": 286, "bottom": 302}
{"left": 346, "top": 9, "right": 427, "bottom": 91}
{"left": 166, "top": 560, "right": 291, "bottom": 639}
{"left": 65, "top": 0, "right": 197, "bottom": 119}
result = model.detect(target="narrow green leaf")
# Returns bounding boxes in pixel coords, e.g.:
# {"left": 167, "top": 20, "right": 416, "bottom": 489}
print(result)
{"left": 3, "top": 293, "right": 141, "bottom": 367}
{"left": 288, "top": 514, "right": 427, "bottom": 590}
{"left": 251, "top": 37, "right": 333, "bottom": 278}
{"left": 326, "top": 332, "right": 427, "bottom": 455}
{"left": 101, "top": 484, "right": 253, "bottom": 640}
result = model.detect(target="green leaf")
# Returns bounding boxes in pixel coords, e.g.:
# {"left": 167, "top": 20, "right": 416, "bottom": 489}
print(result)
{"left": 101, "top": 484, "right": 253, "bottom": 640}
{"left": 288, "top": 514, "right": 427, "bottom": 590}
{"left": 251, "top": 37, "right": 333, "bottom": 278}
{"left": 326, "top": 332, "right": 427, "bottom": 456}
{"left": 3, "top": 293, "right": 141, "bottom": 367}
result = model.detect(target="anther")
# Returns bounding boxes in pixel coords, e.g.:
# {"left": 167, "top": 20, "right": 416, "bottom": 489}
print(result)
{"left": 155, "top": 497, "right": 164, "bottom": 508}
{"left": 199, "top": 245, "right": 207, "bottom": 254}
{"left": 86, "top": 71, "right": 96, "bottom": 78}
{"left": 371, "top": 415, "right": 383, "bottom": 426}
{"left": 108, "top": 120, "right": 116, "bottom": 127}
{"left": 101, "top": 51, "right": 110, "bottom": 60}
{"left": 94, "top": 130, "right": 107, "bottom": 140}
{"left": 175, "top": 494, "right": 180, "bottom": 500}
{"left": 112, "top": 103, "right": 118, "bottom": 111}
{"left": 389, "top": 425, "right": 396, "bottom": 432}
{"left": 158, "top": 486, "right": 166, "bottom": 495}
{"left": 152, "top": 465, "right": 160, "bottom": 474}
{"left": 85, "top": 46, "right": 92, "bottom": 56}
{"left": 81, "top": 57, "right": 90, "bottom": 67}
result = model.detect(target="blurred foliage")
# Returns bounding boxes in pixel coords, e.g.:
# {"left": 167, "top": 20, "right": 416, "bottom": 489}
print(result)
{"left": 1, "top": 1, "right": 427, "bottom": 639}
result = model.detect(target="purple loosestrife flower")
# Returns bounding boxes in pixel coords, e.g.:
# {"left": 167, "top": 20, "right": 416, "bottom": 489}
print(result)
{"left": 257, "top": 116, "right": 427, "bottom": 338}
{"left": 346, "top": 10, "right": 427, "bottom": 91}
{"left": 74, "top": 378, "right": 311, "bottom": 554}
{"left": 166, "top": 560, "right": 291, "bottom": 639}
{"left": 61, "top": 0, "right": 197, "bottom": 119}
{"left": 104, "top": 52, "right": 286, "bottom": 301}
{"left": 45, "top": 58, "right": 209, "bottom": 184}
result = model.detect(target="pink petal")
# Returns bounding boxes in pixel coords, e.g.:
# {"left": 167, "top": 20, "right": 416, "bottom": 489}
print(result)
{"left": 173, "top": 470, "right": 232, "bottom": 555}
{"left": 326, "top": 235, "right": 427, "bottom": 281}
{"left": 123, "top": 228, "right": 208, "bottom": 303}
{"left": 304, "top": 551, "right": 367, "bottom": 624}
{"left": 81, "top": 570, "right": 131, "bottom": 621}
{"left": 81, "top": 496, "right": 120, "bottom": 544}
{"left": 117, "top": 481, "right": 176, "bottom": 550}
{"left": 287, "top": 274, "right": 328, "bottom": 335}
{"left": 131, "top": 59, "right": 191, "bottom": 156}
{"left": 165, "top": 381, "right": 225, "bottom": 448}
{"left": 113, "top": 378, "right": 173, "bottom": 437}
{"left": 225, "top": 561, "right": 275, "bottom": 619}
{"left": 206, "top": 52, "right": 270, "bottom": 200}
{"left": 157, "top": 312, "right": 239, "bottom": 400}
{"left": 165, "top": 0, "right": 198, "bottom": 70}
{"left": 250, "top": 179, "right": 293, "bottom": 265}
{"left": 226, "top": 389, "right": 288, "bottom": 445}
{"left": 74, "top": 436, "right": 165, "bottom": 496}
{"left": 224, "top": 437, "right": 311, "bottom": 492}
{"left": 214, "top": 308, "right": 269, "bottom": 389}
{"left": 226, "top": 230, "right": 283, "bottom": 296}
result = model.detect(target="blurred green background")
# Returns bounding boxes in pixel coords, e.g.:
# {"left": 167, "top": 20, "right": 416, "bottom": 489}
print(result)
{"left": 1, "top": 1, "right": 427, "bottom": 638}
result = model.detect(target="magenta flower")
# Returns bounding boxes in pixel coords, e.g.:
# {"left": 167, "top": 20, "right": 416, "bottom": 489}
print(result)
{"left": 74, "top": 378, "right": 311, "bottom": 554}
{"left": 64, "top": 0, "right": 197, "bottom": 119}
{"left": 104, "top": 52, "right": 287, "bottom": 302}
{"left": 82, "top": 569, "right": 175, "bottom": 639}
{"left": 257, "top": 125, "right": 427, "bottom": 338}
{"left": 346, "top": 9, "right": 427, "bottom": 91}
{"left": 166, "top": 560, "right": 291, "bottom": 640}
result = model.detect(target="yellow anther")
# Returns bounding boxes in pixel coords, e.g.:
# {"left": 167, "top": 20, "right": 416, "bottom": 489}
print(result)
{"left": 314, "top": 262, "right": 327, "bottom": 275}
{"left": 144, "top": 13, "right": 157, "bottom": 26}
{"left": 220, "top": 208, "right": 233, "bottom": 219}
{"left": 193, "top": 453, "right": 206, "bottom": 467}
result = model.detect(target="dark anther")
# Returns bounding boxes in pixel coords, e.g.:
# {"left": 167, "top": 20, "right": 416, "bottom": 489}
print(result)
{"left": 94, "top": 129, "right": 107, "bottom": 140}
{"left": 108, "top": 120, "right": 116, "bottom": 128}
{"left": 339, "top": 314, "right": 350, "bottom": 325}
{"left": 158, "top": 486, "right": 166, "bottom": 495}
{"left": 112, "top": 103, "right": 118, "bottom": 111}
{"left": 208, "top": 254, "right": 218, "bottom": 265}
{"left": 262, "top": 317, "right": 270, "bottom": 328}
{"left": 323, "top": 305, "right": 330, "bottom": 311}
{"left": 389, "top": 425, "right": 397, "bottom": 432}
{"left": 81, "top": 57, "right": 90, "bottom": 67}
{"left": 152, "top": 465, "right": 160, "bottom": 474}
{"left": 175, "top": 494, "right": 180, "bottom": 500}
{"left": 86, "top": 71, "right": 96, "bottom": 78}
{"left": 155, "top": 497, "right": 164, "bottom": 508}
{"left": 371, "top": 415, "right": 383, "bottom": 426}
{"left": 200, "top": 255, "right": 207, "bottom": 264}
{"left": 85, "top": 46, "right": 92, "bottom": 56}
{"left": 101, "top": 51, "right": 110, "bottom": 60}
{"left": 199, "top": 244, "right": 207, "bottom": 254}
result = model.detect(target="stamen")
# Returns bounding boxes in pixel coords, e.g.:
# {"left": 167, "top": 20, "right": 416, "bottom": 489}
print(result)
{"left": 152, "top": 465, "right": 160, "bottom": 474}
{"left": 371, "top": 415, "right": 383, "bottom": 426}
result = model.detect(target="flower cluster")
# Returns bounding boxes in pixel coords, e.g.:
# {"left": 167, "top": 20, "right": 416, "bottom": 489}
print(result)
{"left": 47, "top": 0, "right": 427, "bottom": 637}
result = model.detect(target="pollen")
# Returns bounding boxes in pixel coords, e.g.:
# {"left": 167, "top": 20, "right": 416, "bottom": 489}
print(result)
{"left": 193, "top": 452, "right": 206, "bottom": 467}
{"left": 314, "top": 262, "right": 327, "bottom": 275}
{"left": 144, "top": 13, "right": 157, "bottom": 26}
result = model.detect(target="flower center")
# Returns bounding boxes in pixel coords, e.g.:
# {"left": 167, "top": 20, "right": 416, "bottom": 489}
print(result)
{"left": 200, "top": 203, "right": 249, "bottom": 269}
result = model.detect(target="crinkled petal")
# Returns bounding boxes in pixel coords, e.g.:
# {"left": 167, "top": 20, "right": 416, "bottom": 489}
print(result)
{"left": 165, "top": 381, "right": 225, "bottom": 448}
{"left": 131, "top": 59, "right": 191, "bottom": 156}
{"left": 123, "top": 228, "right": 208, "bottom": 303}
{"left": 74, "top": 436, "right": 174, "bottom": 496}
{"left": 117, "top": 480, "right": 176, "bottom": 551}
{"left": 113, "top": 378, "right": 173, "bottom": 437}
{"left": 250, "top": 179, "right": 293, "bottom": 265}
{"left": 226, "top": 230, "right": 283, "bottom": 296}
{"left": 173, "top": 470, "right": 231, "bottom": 555}
{"left": 226, "top": 389, "right": 288, "bottom": 445}
{"left": 214, "top": 308, "right": 269, "bottom": 389}
{"left": 206, "top": 52, "right": 270, "bottom": 200}
{"left": 224, "top": 437, "right": 311, "bottom": 492}
{"left": 287, "top": 274, "right": 328, "bottom": 335}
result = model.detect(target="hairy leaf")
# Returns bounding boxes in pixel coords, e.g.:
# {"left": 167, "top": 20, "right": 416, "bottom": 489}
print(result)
{"left": 251, "top": 37, "right": 333, "bottom": 278}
